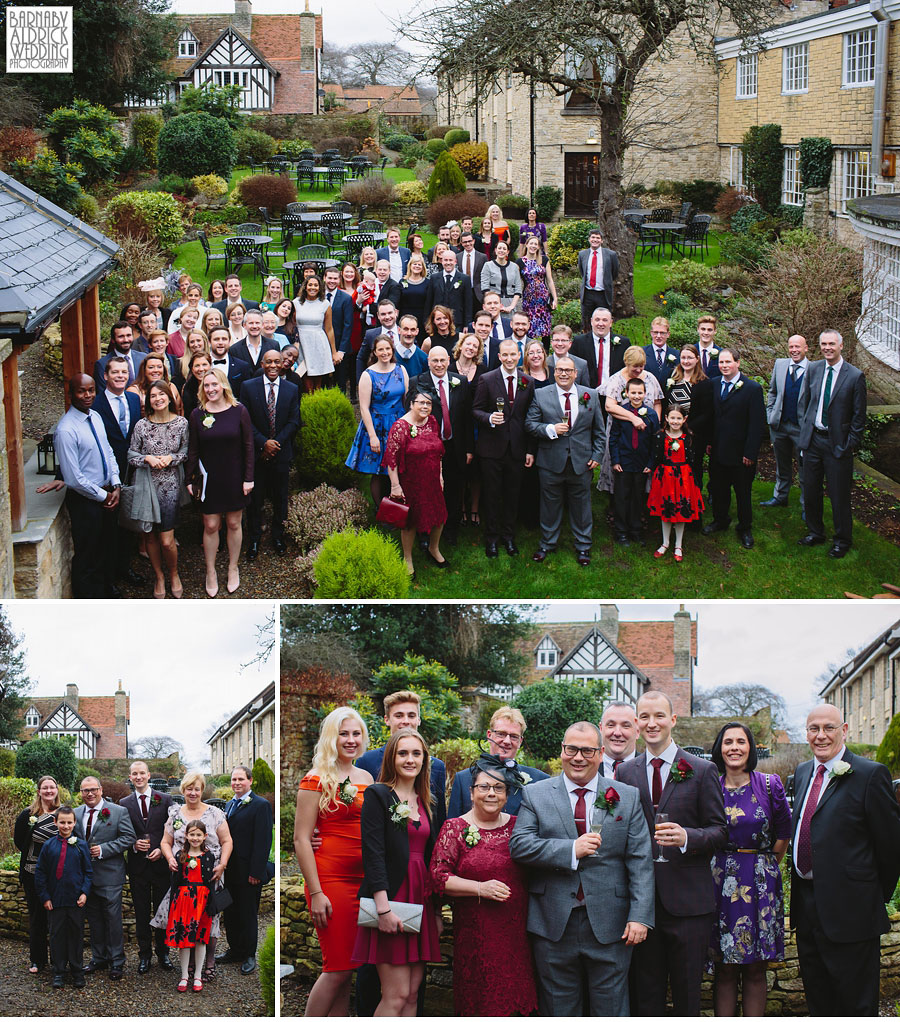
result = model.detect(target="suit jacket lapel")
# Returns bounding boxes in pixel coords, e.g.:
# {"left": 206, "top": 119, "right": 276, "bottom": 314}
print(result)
{"left": 814, "top": 749, "right": 853, "bottom": 816}
{"left": 551, "top": 775, "right": 578, "bottom": 839}
{"left": 791, "top": 761, "right": 814, "bottom": 838}
{"left": 630, "top": 753, "right": 655, "bottom": 826}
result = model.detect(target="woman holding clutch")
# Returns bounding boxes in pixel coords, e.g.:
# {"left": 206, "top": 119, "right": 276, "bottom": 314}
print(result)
{"left": 353, "top": 728, "right": 442, "bottom": 1016}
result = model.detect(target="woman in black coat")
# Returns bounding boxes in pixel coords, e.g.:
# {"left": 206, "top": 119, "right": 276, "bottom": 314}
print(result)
{"left": 13, "top": 775, "right": 61, "bottom": 973}
{"left": 352, "top": 728, "right": 442, "bottom": 1015}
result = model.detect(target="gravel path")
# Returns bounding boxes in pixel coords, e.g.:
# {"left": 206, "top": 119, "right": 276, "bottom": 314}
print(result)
{"left": 20, "top": 336, "right": 65, "bottom": 441}
{"left": 0, "top": 913, "right": 273, "bottom": 1017}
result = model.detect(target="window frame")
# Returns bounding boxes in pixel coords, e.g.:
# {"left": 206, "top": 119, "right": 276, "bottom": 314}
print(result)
{"left": 736, "top": 52, "right": 758, "bottom": 99}
{"left": 842, "top": 148, "right": 873, "bottom": 210}
{"left": 782, "top": 147, "right": 803, "bottom": 206}
{"left": 177, "top": 30, "right": 198, "bottom": 59}
{"left": 843, "top": 28, "right": 876, "bottom": 88}
{"left": 782, "top": 42, "right": 809, "bottom": 95}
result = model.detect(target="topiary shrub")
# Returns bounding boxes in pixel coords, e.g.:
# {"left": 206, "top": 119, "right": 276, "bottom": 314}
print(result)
{"left": 105, "top": 190, "right": 185, "bottom": 251}
{"left": 16, "top": 738, "right": 77, "bottom": 791}
{"left": 427, "top": 124, "right": 456, "bottom": 139}
{"left": 426, "top": 192, "right": 488, "bottom": 233}
{"left": 448, "top": 142, "right": 488, "bottom": 179}
{"left": 425, "top": 137, "right": 448, "bottom": 159}
{"left": 258, "top": 925, "right": 276, "bottom": 1015}
{"left": 158, "top": 111, "right": 236, "bottom": 180}
{"left": 512, "top": 680, "right": 605, "bottom": 760}
{"left": 237, "top": 173, "right": 297, "bottom": 216}
{"left": 131, "top": 113, "right": 163, "bottom": 169}
{"left": 295, "top": 388, "right": 359, "bottom": 487}
{"left": 251, "top": 757, "right": 275, "bottom": 794}
{"left": 663, "top": 260, "right": 718, "bottom": 304}
{"left": 444, "top": 128, "right": 470, "bottom": 147}
{"left": 313, "top": 528, "right": 411, "bottom": 598}
{"left": 533, "top": 184, "right": 562, "bottom": 222}
{"left": 395, "top": 179, "right": 428, "bottom": 204}
{"left": 427, "top": 150, "right": 467, "bottom": 202}
{"left": 234, "top": 126, "right": 277, "bottom": 165}
{"left": 730, "top": 202, "right": 768, "bottom": 235}
{"left": 384, "top": 132, "right": 416, "bottom": 151}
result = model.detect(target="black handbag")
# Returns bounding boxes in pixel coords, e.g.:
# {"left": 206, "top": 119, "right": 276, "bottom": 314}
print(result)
{"left": 207, "top": 885, "right": 233, "bottom": 916}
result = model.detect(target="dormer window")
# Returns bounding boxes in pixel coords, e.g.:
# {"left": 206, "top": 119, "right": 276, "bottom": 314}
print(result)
{"left": 25, "top": 707, "right": 40, "bottom": 727}
{"left": 178, "top": 29, "right": 198, "bottom": 58}
{"left": 537, "top": 649, "right": 557, "bottom": 667}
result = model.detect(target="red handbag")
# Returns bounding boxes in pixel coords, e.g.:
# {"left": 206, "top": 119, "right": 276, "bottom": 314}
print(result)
{"left": 376, "top": 495, "right": 409, "bottom": 528}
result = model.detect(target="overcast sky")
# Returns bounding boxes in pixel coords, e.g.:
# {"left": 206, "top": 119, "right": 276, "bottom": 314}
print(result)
{"left": 5, "top": 601, "right": 276, "bottom": 768}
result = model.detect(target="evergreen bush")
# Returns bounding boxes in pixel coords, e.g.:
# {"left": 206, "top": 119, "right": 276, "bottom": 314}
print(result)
{"left": 742, "top": 124, "right": 782, "bottom": 212}
{"left": 158, "top": 111, "right": 236, "bottom": 180}
{"left": 258, "top": 925, "right": 276, "bottom": 1015}
{"left": 313, "top": 528, "right": 411, "bottom": 598}
{"left": 131, "top": 113, "right": 162, "bottom": 169}
{"left": 496, "top": 192, "right": 530, "bottom": 217}
{"left": 295, "top": 388, "right": 358, "bottom": 487}
{"left": 106, "top": 190, "right": 185, "bottom": 251}
{"left": 730, "top": 203, "right": 769, "bottom": 235}
{"left": 430, "top": 738, "right": 482, "bottom": 784}
{"left": 552, "top": 301, "right": 582, "bottom": 331}
{"left": 428, "top": 151, "right": 467, "bottom": 201}
{"left": 548, "top": 219, "right": 594, "bottom": 268}
{"left": 384, "top": 132, "right": 416, "bottom": 151}
{"left": 877, "top": 713, "right": 900, "bottom": 773}
{"left": 251, "top": 758, "right": 275, "bottom": 794}
{"left": 425, "top": 137, "right": 448, "bottom": 159}
{"left": 274, "top": 138, "right": 314, "bottom": 160}
{"left": 191, "top": 173, "right": 229, "bottom": 202}
{"left": 234, "top": 126, "right": 277, "bottom": 165}
{"left": 513, "top": 681, "right": 605, "bottom": 760}
{"left": 237, "top": 173, "right": 296, "bottom": 216}
{"left": 44, "top": 98, "right": 118, "bottom": 148}
{"left": 533, "top": 184, "right": 562, "bottom": 221}
{"left": 15, "top": 738, "right": 77, "bottom": 791}
{"left": 719, "top": 231, "right": 772, "bottom": 270}
{"left": 10, "top": 151, "right": 84, "bottom": 212}
{"left": 0, "top": 748, "right": 14, "bottom": 777}
{"left": 447, "top": 142, "right": 488, "bottom": 179}
{"left": 798, "top": 137, "right": 833, "bottom": 190}
{"left": 0, "top": 776, "right": 37, "bottom": 810}
{"left": 679, "top": 179, "right": 725, "bottom": 210}
{"left": 667, "top": 308, "right": 703, "bottom": 345}
{"left": 664, "top": 260, "right": 718, "bottom": 304}
{"left": 176, "top": 82, "right": 243, "bottom": 127}
{"left": 444, "top": 128, "right": 470, "bottom": 147}
{"left": 73, "top": 192, "right": 100, "bottom": 225}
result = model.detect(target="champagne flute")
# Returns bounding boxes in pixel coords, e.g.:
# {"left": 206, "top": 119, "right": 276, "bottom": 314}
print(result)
{"left": 495, "top": 395, "right": 505, "bottom": 422}
{"left": 654, "top": 812, "right": 669, "bottom": 863}
{"left": 590, "top": 813, "right": 603, "bottom": 855}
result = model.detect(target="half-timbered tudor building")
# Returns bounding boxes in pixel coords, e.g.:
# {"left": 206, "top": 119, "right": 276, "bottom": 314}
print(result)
{"left": 19, "top": 682, "right": 129, "bottom": 759}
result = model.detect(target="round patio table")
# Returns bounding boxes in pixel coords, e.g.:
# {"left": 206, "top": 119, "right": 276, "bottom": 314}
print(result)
{"left": 639, "top": 221, "right": 685, "bottom": 259}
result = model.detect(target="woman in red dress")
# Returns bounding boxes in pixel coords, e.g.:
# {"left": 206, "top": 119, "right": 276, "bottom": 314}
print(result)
{"left": 382, "top": 391, "right": 448, "bottom": 577}
{"left": 430, "top": 758, "right": 538, "bottom": 1017}
{"left": 294, "top": 707, "right": 374, "bottom": 1017}
{"left": 165, "top": 820, "right": 214, "bottom": 992}
{"left": 647, "top": 404, "right": 704, "bottom": 562}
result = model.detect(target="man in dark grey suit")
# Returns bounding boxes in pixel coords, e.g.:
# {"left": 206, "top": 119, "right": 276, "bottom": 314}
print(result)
{"left": 525, "top": 358, "right": 605, "bottom": 566}
{"left": 75, "top": 776, "right": 136, "bottom": 979}
{"left": 458, "top": 232, "right": 487, "bottom": 307}
{"left": 761, "top": 334, "right": 809, "bottom": 512}
{"left": 509, "top": 721, "right": 654, "bottom": 1015}
{"left": 577, "top": 227, "right": 619, "bottom": 330}
{"left": 797, "top": 329, "right": 866, "bottom": 558}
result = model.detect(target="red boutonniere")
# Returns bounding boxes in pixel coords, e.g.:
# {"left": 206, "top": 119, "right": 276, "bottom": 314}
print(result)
{"left": 518, "top": 375, "right": 529, "bottom": 389}
{"left": 669, "top": 758, "right": 694, "bottom": 784}
{"left": 595, "top": 786, "right": 621, "bottom": 816}
{"left": 580, "top": 392, "right": 591, "bottom": 405}
{"left": 150, "top": 793, "right": 161, "bottom": 808}
{"left": 100, "top": 807, "right": 111, "bottom": 820}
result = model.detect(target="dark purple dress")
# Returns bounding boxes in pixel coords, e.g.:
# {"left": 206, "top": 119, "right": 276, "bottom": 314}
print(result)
{"left": 709, "top": 771, "right": 792, "bottom": 966}
{"left": 184, "top": 404, "right": 254, "bottom": 514}
{"left": 430, "top": 816, "right": 537, "bottom": 1017}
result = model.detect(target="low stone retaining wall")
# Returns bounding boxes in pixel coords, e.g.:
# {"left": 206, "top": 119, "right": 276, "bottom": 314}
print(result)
{"left": 281, "top": 875, "right": 900, "bottom": 1013}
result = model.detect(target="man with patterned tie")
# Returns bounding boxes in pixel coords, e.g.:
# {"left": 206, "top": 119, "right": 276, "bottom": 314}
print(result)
{"left": 761, "top": 334, "right": 809, "bottom": 513}
{"left": 54, "top": 374, "right": 122, "bottom": 598}
{"left": 577, "top": 227, "right": 619, "bottom": 331}
{"left": 791, "top": 704, "right": 900, "bottom": 1016}
{"left": 509, "top": 721, "right": 654, "bottom": 1015}
{"left": 796, "top": 329, "right": 866, "bottom": 558}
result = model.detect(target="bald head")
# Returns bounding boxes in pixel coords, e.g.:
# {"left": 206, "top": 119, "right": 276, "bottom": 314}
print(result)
{"left": 806, "top": 703, "right": 847, "bottom": 763}
{"left": 68, "top": 373, "right": 96, "bottom": 413}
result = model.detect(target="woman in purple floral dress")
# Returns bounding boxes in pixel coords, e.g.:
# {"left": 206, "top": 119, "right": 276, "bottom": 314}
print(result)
{"left": 516, "top": 235, "right": 558, "bottom": 340}
{"left": 708, "top": 723, "right": 792, "bottom": 1017}
{"left": 430, "top": 757, "right": 537, "bottom": 1017}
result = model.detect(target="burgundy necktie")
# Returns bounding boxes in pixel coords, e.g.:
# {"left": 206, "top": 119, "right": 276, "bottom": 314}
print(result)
{"left": 574, "top": 787, "right": 588, "bottom": 901}
{"left": 632, "top": 422, "right": 640, "bottom": 449}
{"left": 796, "top": 764, "right": 827, "bottom": 876}
{"left": 140, "top": 794, "right": 148, "bottom": 822}
{"left": 56, "top": 838, "right": 67, "bottom": 880}
{"left": 597, "top": 339, "right": 604, "bottom": 385}
{"left": 507, "top": 374, "right": 515, "bottom": 404}
{"left": 612, "top": 760, "right": 620, "bottom": 778}
{"left": 85, "top": 808, "right": 95, "bottom": 842}
{"left": 438, "top": 378, "right": 451, "bottom": 439}
{"left": 651, "top": 758, "right": 664, "bottom": 808}
{"left": 564, "top": 390, "right": 571, "bottom": 429}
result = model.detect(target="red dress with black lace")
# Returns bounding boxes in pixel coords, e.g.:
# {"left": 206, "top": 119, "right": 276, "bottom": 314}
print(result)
{"left": 430, "top": 816, "right": 537, "bottom": 1017}
{"left": 381, "top": 416, "right": 447, "bottom": 532}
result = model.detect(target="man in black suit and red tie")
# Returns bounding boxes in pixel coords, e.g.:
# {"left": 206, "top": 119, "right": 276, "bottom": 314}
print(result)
{"left": 791, "top": 703, "right": 900, "bottom": 1016}
{"left": 424, "top": 248, "right": 473, "bottom": 331}
{"left": 472, "top": 339, "right": 535, "bottom": 558}
{"left": 617, "top": 691, "right": 727, "bottom": 1016}
{"left": 570, "top": 307, "right": 627, "bottom": 390}
{"left": 119, "top": 761, "right": 174, "bottom": 975}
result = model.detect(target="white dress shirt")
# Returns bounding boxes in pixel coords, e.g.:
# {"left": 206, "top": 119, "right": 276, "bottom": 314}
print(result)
{"left": 814, "top": 357, "right": 843, "bottom": 429}
{"left": 602, "top": 750, "right": 636, "bottom": 776}
{"left": 104, "top": 388, "right": 130, "bottom": 435}
{"left": 244, "top": 338, "right": 263, "bottom": 365}
{"left": 563, "top": 771, "right": 601, "bottom": 870}
{"left": 545, "top": 384, "right": 579, "bottom": 439}
{"left": 388, "top": 248, "right": 403, "bottom": 281}
{"left": 594, "top": 334, "right": 612, "bottom": 388}
{"left": 584, "top": 247, "right": 604, "bottom": 291}
{"left": 645, "top": 742, "right": 688, "bottom": 853}
{"left": 793, "top": 745, "right": 846, "bottom": 877}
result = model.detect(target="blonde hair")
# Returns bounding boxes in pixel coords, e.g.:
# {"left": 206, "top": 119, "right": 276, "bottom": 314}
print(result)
{"left": 383, "top": 690, "right": 421, "bottom": 714}
{"left": 311, "top": 707, "right": 369, "bottom": 812}
{"left": 180, "top": 330, "right": 210, "bottom": 378}
{"left": 180, "top": 770, "right": 206, "bottom": 794}
{"left": 697, "top": 314, "right": 717, "bottom": 329}
{"left": 489, "top": 706, "right": 527, "bottom": 732}
{"left": 650, "top": 316, "right": 670, "bottom": 331}
{"left": 198, "top": 369, "right": 238, "bottom": 409}
{"left": 452, "top": 332, "right": 484, "bottom": 363}
{"left": 623, "top": 345, "right": 647, "bottom": 368}
{"left": 405, "top": 253, "right": 427, "bottom": 281}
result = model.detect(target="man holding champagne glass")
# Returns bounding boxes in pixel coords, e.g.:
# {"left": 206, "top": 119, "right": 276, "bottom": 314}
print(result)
{"left": 617, "top": 692, "right": 727, "bottom": 1016}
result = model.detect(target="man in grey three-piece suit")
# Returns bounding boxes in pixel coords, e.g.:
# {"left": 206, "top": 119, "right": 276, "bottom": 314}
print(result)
{"left": 75, "top": 777, "right": 136, "bottom": 978}
{"left": 509, "top": 721, "right": 655, "bottom": 1016}
{"left": 761, "top": 334, "right": 809, "bottom": 512}
{"left": 525, "top": 357, "right": 605, "bottom": 566}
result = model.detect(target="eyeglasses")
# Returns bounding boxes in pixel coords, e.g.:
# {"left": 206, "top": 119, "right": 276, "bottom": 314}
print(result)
{"left": 80, "top": 787, "right": 100, "bottom": 794}
{"left": 554, "top": 367, "right": 575, "bottom": 374}
{"left": 473, "top": 783, "right": 508, "bottom": 794}
{"left": 806, "top": 724, "right": 843, "bottom": 735}
{"left": 489, "top": 729, "right": 523, "bottom": 744}
{"left": 562, "top": 745, "right": 600, "bottom": 759}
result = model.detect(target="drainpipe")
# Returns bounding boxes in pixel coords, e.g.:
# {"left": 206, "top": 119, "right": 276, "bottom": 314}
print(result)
{"left": 871, "top": 0, "right": 890, "bottom": 182}
{"left": 529, "top": 80, "right": 536, "bottom": 202}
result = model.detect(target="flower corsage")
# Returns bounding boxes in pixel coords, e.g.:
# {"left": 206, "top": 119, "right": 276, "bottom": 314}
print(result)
{"left": 450, "top": 377, "right": 460, "bottom": 388}
{"left": 710, "top": 347, "right": 719, "bottom": 356}
{"left": 188, "top": 857, "right": 198, "bottom": 870}
{"left": 667, "top": 352, "right": 676, "bottom": 363}
{"left": 518, "top": 375, "right": 529, "bottom": 389}
{"left": 669, "top": 758, "right": 694, "bottom": 783}
{"left": 241, "top": 794, "right": 252, "bottom": 805}
{"left": 734, "top": 380, "right": 744, "bottom": 391}
{"left": 463, "top": 824, "right": 481, "bottom": 847}
{"left": 67, "top": 836, "right": 78, "bottom": 846}
{"left": 410, "top": 424, "right": 418, "bottom": 438}
{"left": 666, "top": 377, "right": 675, "bottom": 389}
{"left": 580, "top": 392, "right": 591, "bottom": 405}
{"left": 595, "top": 786, "right": 621, "bottom": 816}
{"left": 150, "top": 793, "right": 161, "bottom": 808}
{"left": 202, "top": 414, "right": 216, "bottom": 429}
{"left": 390, "top": 800, "right": 412, "bottom": 828}
{"left": 28, "top": 815, "right": 37, "bottom": 827}
{"left": 173, "top": 818, "right": 183, "bottom": 830}
{"left": 337, "top": 778, "right": 358, "bottom": 806}
{"left": 518, "top": 771, "right": 531, "bottom": 785}
{"left": 829, "top": 761, "right": 853, "bottom": 781}
{"left": 611, "top": 335, "right": 622, "bottom": 346}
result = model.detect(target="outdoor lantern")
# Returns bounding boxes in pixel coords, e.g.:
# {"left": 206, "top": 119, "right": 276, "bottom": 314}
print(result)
{"left": 36, "top": 433, "right": 57, "bottom": 476}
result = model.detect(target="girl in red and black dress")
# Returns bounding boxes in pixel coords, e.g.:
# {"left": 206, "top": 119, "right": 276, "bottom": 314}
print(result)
{"left": 166, "top": 821, "right": 214, "bottom": 992}
{"left": 647, "top": 404, "right": 704, "bottom": 563}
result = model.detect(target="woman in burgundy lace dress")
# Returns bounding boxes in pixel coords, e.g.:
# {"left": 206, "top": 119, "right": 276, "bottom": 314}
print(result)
{"left": 430, "top": 757, "right": 537, "bottom": 1017}
{"left": 382, "top": 391, "right": 448, "bottom": 577}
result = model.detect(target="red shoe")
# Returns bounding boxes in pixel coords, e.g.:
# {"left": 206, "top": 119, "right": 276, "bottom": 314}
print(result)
{"left": 193, "top": 979, "right": 203, "bottom": 993}
{"left": 177, "top": 979, "right": 189, "bottom": 993}
{"left": 674, "top": 547, "right": 683, "bottom": 562}
{"left": 653, "top": 545, "right": 668, "bottom": 559}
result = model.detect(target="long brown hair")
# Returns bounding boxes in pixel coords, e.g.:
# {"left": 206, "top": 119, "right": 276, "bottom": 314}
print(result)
{"left": 28, "top": 775, "right": 61, "bottom": 816}
{"left": 178, "top": 820, "right": 208, "bottom": 863}
{"left": 671, "top": 343, "right": 708, "bottom": 385}
{"left": 377, "top": 727, "right": 433, "bottom": 821}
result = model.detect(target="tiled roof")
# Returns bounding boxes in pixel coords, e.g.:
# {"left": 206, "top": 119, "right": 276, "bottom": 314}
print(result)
{"left": 0, "top": 170, "right": 119, "bottom": 340}
{"left": 21, "top": 693, "right": 130, "bottom": 731}
{"left": 209, "top": 682, "right": 275, "bottom": 744}
{"left": 324, "top": 82, "right": 423, "bottom": 115}
{"left": 251, "top": 15, "right": 301, "bottom": 59}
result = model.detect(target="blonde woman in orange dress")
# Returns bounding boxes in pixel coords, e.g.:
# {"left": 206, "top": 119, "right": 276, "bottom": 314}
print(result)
{"left": 294, "top": 707, "right": 374, "bottom": 1017}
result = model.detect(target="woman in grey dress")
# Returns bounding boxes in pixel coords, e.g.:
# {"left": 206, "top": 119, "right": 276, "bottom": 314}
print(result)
{"left": 292, "top": 274, "right": 338, "bottom": 390}
{"left": 128, "top": 380, "right": 189, "bottom": 599}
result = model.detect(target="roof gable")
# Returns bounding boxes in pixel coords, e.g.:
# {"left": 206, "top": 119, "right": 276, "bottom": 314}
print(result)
{"left": 186, "top": 25, "right": 278, "bottom": 77}
{"left": 39, "top": 701, "right": 99, "bottom": 737}
{"left": 554, "top": 626, "right": 648, "bottom": 682}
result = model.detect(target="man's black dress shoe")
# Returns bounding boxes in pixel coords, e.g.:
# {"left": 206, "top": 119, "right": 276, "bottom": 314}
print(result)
{"left": 739, "top": 531, "right": 754, "bottom": 549}
{"left": 576, "top": 551, "right": 592, "bottom": 566}
{"left": 157, "top": 954, "right": 174, "bottom": 971}
{"left": 828, "top": 544, "right": 850, "bottom": 559}
{"left": 215, "top": 951, "right": 242, "bottom": 965}
{"left": 83, "top": 962, "right": 107, "bottom": 974}
{"left": 52, "top": 975, "right": 65, "bottom": 988}
{"left": 72, "top": 973, "right": 86, "bottom": 989}
{"left": 138, "top": 957, "right": 151, "bottom": 974}
{"left": 614, "top": 534, "right": 630, "bottom": 546}
{"left": 701, "top": 521, "right": 729, "bottom": 535}
{"left": 798, "top": 534, "right": 826, "bottom": 546}
{"left": 759, "top": 497, "right": 787, "bottom": 507}
{"left": 485, "top": 542, "right": 498, "bottom": 558}
{"left": 240, "top": 957, "right": 257, "bottom": 975}
{"left": 504, "top": 539, "right": 518, "bottom": 556}
{"left": 109, "top": 968, "right": 123, "bottom": 980}
{"left": 532, "top": 548, "right": 550, "bottom": 563}
{"left": 273, "top": 537, "right": 287, "bottom": 555}
{"left": 247, "top": 541, "right": 260, "bottom": 561}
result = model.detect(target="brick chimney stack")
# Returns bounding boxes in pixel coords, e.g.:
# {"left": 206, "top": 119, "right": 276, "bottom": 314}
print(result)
{"left": 115, "top": 681, "right": 127, "bottom": 735}
{"left": 673, "top": 605, "right": 692, "bottom": 681}
{"left": 233, "top": 0, "right": 252, "bottom": 37}
{"left": 65, "top": 683, "right": 78, "bottom": 711}
{"left": 598, "top": 604, "right": 619, "bottom": 645}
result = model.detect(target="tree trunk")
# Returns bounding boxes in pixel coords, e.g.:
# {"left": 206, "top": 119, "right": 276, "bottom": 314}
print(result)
{"left": 598, "top": 95, "right": 636, "bottom": 319}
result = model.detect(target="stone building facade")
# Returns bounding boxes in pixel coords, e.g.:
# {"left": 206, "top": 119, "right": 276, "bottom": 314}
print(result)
{"left": 208, "top": 682, "right": 276, "bottom": 775}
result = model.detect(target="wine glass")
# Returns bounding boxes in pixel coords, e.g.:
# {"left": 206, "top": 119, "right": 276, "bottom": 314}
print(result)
{"left": 654, "top": 812, "right": 669, "bottom": 863}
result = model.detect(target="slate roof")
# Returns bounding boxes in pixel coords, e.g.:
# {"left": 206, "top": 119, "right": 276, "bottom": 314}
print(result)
{"left": 0, "top": 170, "right": 119, "bottom": 341}
{"left": 208, "top": 682, "right": 275, "bottom": 744}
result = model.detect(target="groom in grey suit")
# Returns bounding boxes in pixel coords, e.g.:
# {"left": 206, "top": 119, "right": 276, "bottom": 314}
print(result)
{"left": 509, "top": 722, "right": 655, "bottom": 1016}
{"left": 761, "top": 334, "right": 808, "bottom": 511}
{"left": 525, "top": 357, "right": 605, "bottom": 566}
{"left": 75, "top": 776, "right": 136, "bottom": 978}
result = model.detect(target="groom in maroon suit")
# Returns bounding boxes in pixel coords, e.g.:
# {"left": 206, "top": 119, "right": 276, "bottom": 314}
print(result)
{"left": 617, "top": 691, "right": 727, "bottom": 1015}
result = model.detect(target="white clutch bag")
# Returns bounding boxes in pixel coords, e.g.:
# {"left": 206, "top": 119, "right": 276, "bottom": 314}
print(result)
{"left": 357, "top": 897, "right": 423, "bottom": 934}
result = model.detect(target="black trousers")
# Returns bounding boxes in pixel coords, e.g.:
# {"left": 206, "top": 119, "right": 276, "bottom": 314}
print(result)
{"left": 65, "top": 490, "right": 118, "bottom": 598}
{"left": 708, "top": 458, "right": 756, "bottom": 532}
{"left": 128, "top": 857, "right": 170, "bottom": 957}
{"left": 49, "top": 905, "right": 86, "bottom": 977}
{"left": 801, "top": 432, "right": 854, "bottom": 547}
{"left": 248, "top": 460, "right": 290, "bottom": 545}
{"left": 580, "top": 289, "right": 611, "bottom": 331}
{"left": 441, "top": 452, "right": 464, "bottom": 537}
{"left": 631, "top": 902, "right": 714, "bottom": 1016}
{"left": 223, "top": 864, "right": 263, "bottom": 958}
{"left": 794, "top": 878, "right": 880, "bottom": 1015}
{"left": 21, "top": 870, "right": 49, "bottom": 967}
{"left": 613, "top": 470, "right": 647, "bottom": 537}
{"left": 480, "top": 453, "right": 525, "bottom": 543}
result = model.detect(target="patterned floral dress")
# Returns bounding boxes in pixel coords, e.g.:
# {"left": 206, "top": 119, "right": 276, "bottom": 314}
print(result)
{"left": 647, "top": 432, "right": 705, "bottom": 523}
{"left": 709, "top": 772, "right": 792, "bottom": 967}
{"left": 518, "top": 257, "right": 553, "bottom": 337}
{"left": 166, "top": 850, "right": 214, "bottom": 949}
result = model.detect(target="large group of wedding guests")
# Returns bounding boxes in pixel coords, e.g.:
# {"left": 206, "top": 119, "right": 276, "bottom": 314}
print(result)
{"left": 294, "top": 690, "right": 900, "bottom": 1017}
{"left": 13, "top": 764, "right": 273, "bottom": 991}
{"left": 51, "top": 215, "right": 868, "bottom": 595}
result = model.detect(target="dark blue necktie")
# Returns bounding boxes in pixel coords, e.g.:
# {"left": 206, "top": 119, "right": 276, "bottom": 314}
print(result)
{"left": 721, "top": 380, "right": 732, "bottom": 400}
{"left": 86, "top": 415, "right": 109, "bottom": 483}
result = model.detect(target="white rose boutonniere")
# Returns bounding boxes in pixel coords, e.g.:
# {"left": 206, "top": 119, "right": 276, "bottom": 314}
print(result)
{"left": 463, "top": 824, "right": 481, "bottom": 847}
{"left": 241, "top": 794, "right": 251, "bottom": 805}
{"left": 67, "top": 836, "right": 78, "bottom": 846}
{"left": 449, "top": 377, "right": 460, "bottom": 388}
{"left": 829, "top": 761, "right": 853, "bottom": 780}
{"left": 188, "top": 857, "right": 198, "bottom": 870}
{"left": 666, "top": 377, "right": 674, "bottom": 389}
{"left": 28, "top": 815, "right": 37, "bottom": 827}
{"left": 611, "top": 335, "right": 621, "bottom": 345}
{"left": 710, "top": 347, "right": 719, "bottom": 357}
{"left": 638, "top": 407, "right": 648, "bottom": 417}
{"left": 401, "top": 280, "right": 409, "bottom": 289}
{"left": 337, "top": 779, "right": 358, "bottom": 806}
{"left": 202, "top": 414, "right": 215, "bottom": 430}
{"left": 518, "top": 770, "right": 531, "bottom": 785}
{"left": 667, "top": 352, "right": 676, "bottom": 363}
{"left": 390, "top": 801, "right": 412, "bottom": 828}
{"left": 734, "top": 380, "right": 744, "bottom": 391}
{"left": 453, "top": 280, "right": 460, "bottom": 289}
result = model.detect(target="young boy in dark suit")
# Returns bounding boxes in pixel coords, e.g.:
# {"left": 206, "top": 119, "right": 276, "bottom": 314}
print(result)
{"left": 35, "top": 806, "right": 92, "bottom": 989}
{"left": 609, "top": 378, "right": 658, "bottom": 545}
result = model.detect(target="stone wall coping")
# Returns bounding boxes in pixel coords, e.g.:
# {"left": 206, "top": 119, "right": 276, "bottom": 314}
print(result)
{"left": 12, "top": 450, "right": 66, "bottom": 545}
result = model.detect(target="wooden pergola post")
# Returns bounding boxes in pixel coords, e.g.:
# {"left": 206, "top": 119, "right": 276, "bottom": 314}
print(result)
{"left": 2, "top": 350, "right": 25, "bottom": 531}
{"left": 60, "top": 299, "right": 85, "bottom": 410}
{"left": 80, "top": 286, "right": 101, "bottom": 368}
